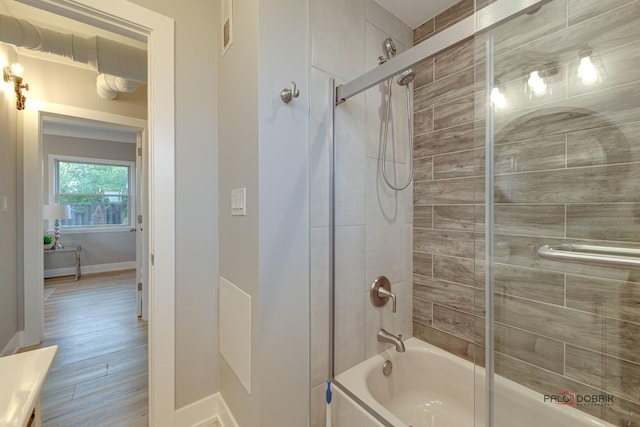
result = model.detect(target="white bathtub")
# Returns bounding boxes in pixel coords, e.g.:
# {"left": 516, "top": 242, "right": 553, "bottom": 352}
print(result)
{"left": 335, "top": 337, "right": 614, "bottom": 427}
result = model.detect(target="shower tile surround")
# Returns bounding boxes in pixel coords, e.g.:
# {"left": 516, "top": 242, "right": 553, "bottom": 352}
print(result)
{"left": 412, "top": 0, "right": 640, "bottom": 425}
{"left": 309, "top": 0, "right": 413, "bottom": 425}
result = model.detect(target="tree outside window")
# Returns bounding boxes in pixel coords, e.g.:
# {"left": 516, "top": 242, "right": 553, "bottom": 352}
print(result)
{"left": 55, "top": 158, "right": 134, "bottom": 228}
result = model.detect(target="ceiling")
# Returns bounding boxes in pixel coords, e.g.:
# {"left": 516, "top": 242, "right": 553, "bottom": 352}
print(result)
{"left": 373, "top": 0, "right": 461, "bottom": 29}
{"left": 0, "top": 0, "right": 145, "bottom": 67}
{"left": 0, "top": 0, "right": 145, "bottom": 48}
{"left": 0, "top": 0, "right": 457, "bottom": 53}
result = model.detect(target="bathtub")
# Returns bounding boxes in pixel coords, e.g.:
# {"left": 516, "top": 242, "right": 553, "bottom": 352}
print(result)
{"left": 335, "top": 337, "right": 614, "bottom": 427}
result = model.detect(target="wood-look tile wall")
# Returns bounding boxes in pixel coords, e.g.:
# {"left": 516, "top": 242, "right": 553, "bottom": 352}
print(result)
{"left": 412, "top": 0, "right": 640, "bottom": 425}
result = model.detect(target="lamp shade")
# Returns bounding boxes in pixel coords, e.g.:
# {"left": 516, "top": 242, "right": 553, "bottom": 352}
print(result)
{"left": 43, "top": 204, "right": 71, "bottom": 220}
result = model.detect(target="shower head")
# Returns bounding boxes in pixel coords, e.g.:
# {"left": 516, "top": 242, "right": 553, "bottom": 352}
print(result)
{"left": 383, "top": 37, "right": 396, "bottom": 59}
{"left": 396, "top": 68, "right": 415, "bottom": 86}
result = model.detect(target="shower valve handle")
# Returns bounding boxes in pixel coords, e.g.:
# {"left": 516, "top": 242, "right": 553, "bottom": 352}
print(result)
{"left": 371, "top": 276, "right": 397, "bottom": 313}
{"left": 377, "top": 287, "right": 397, "bottom": 313}
{"left": 280, "top": 81, "right": 300, "bottom": 104}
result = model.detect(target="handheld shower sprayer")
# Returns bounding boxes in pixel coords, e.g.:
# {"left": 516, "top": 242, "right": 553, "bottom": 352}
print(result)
{"left": 379, "top": 38, "right": 414, "bottom": 191}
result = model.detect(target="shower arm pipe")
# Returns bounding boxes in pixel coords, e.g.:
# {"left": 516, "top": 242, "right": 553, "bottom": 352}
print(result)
{"left": 334, "top": 0, "right": 550, "bottom": 105}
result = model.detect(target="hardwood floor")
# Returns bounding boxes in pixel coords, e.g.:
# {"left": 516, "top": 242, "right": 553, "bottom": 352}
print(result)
{"left": 28, "top": 270, "right": 148, "bottom": 427}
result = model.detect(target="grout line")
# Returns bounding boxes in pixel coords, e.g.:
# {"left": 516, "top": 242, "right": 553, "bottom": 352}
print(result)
{"left": 564, "top": 204, "right": 567, "bottom": 239}
{"left": 563, "top": 272, "right": 567, "bottom": 308}
{"left": 564, "top": 133, "right": 568, "bottom": 169}
{"left": 563, "top": 342, "right": 566, "bottom": 377}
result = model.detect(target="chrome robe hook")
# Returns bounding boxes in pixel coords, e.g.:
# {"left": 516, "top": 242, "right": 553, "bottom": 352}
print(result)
{"left": 280, "top": 81, "right": 300, "bottom": 104}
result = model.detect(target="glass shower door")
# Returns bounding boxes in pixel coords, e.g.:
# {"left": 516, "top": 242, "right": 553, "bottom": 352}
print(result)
{"left": 479, "top": 0, "right": 640, "bottom": 425}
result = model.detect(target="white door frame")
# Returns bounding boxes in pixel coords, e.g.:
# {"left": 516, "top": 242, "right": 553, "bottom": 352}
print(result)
{"left": 18, "top": 0, "right": 176, "bottom": 425}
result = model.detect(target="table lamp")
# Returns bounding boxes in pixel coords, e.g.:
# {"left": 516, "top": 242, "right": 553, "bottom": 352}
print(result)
{"left": 43, "top": 204, "right": 71, "bottom": 249}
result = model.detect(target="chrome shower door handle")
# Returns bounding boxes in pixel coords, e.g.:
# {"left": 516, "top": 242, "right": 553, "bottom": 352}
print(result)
{"left": 537, "top": 244, "right": 640, "bottom": 270}
{"left": 280, "top": 81, "right": 300, "bottom": 104}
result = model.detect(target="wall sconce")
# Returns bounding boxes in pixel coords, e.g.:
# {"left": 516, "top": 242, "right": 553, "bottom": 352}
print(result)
{"left": 3, "top": 63, "right": 29, "bottom": 110}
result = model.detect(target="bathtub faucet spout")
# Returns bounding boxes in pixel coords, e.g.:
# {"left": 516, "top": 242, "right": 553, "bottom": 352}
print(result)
{"left": 377, "top": 329, "right": 405, "bottom": 352}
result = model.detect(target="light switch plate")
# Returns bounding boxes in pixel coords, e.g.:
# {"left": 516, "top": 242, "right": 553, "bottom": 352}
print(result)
{"left": 2, "top": 196, "right": 7, "bottom": 213}
{"left": 231, "top": 188, "right": 246, "bottom": 216}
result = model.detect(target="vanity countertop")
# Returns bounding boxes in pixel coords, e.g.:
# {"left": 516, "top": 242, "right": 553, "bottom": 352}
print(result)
{"left": 0, "top": 346, "right": 58, "bottom": 427}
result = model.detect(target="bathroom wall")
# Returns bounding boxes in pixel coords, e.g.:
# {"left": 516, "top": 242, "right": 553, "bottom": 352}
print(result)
{"left": 309, "top": 1, "right": 413, "bottom": 425}
{"left": 216, "top": 0, "right": 260, "bottom": 421}
{"left": 411, "top": 0, "right": 477, "bottom": 363}
{"left": 412, "top": 0, "right": 640, "bottom": 424}
{"left": 0, "top": 43, "right": 19, "bottom": 355}
{"left": 127, "top": 0, "right": 221, "bottom": 410}
{"left": 256, "top": 0, "right": 310, "bottom": 424}
{"left": 218, "top": 0, "right": 311, "bottom": 423}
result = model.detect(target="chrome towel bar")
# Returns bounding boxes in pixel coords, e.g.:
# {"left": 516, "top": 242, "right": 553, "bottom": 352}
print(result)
{"left": 537, "top": 244, "right": 640, "bottom": 270}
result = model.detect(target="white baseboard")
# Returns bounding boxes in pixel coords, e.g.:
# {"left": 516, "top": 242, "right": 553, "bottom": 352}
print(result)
{"left": 44, "top": 261, "right": 136, "bottom": 278}
{"left": 175, "top": 393, "right": 238, "bottom": 427}
{"left": 215, "top": 393, "right": 239, "bottom": 427}
{"left": 1, "top": 332, "right": 21, "bottom": 357}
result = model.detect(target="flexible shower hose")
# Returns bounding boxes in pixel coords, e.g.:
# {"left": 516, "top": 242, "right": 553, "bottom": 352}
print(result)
{"left": 381, "top": 79, "right": 414, "bottom": 191}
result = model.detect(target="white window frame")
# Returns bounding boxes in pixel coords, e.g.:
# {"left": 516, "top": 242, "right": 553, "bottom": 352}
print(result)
{"left": 48, "top": 154, "right": 136, "bottom": 233}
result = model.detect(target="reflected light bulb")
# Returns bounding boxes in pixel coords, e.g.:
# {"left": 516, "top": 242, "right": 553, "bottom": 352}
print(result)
{"left": 10, "top": 63, "right": 23, "bottom": 77}
{"left": 490, "top": 87, "right": 507, "bottom": 110}
{"left": 578, "top": 55, "right": 598, "bottom": 85}
{"left": 527, "top": 71, "right": 547, "bottom": 97}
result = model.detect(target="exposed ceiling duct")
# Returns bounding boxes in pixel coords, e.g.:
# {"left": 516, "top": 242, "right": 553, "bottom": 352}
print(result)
{"left": 96, "top": 73, "right": 139, "bottom": 100}
{"left": 0, "top": 13, "right": 146, "bottom": 99}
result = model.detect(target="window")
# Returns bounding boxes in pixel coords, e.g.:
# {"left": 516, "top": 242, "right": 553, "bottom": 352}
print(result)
{"left": 51, "top": 155, "right": 135, "bottom": 229}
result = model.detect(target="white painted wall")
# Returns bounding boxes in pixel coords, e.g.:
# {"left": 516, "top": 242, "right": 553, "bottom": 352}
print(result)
{"left": 18, "top": 56, "right": 147, "bottom": 120}
{"left": 257, "top": 0, "right": 310, "bottom": 424}
{"left": 218, "top": 0, "right": 310, "bottom": 424}
{"left": 126, "top": 0, "right": 220, "bottom": 410}
{"left": 0, "top": 43, "right": 19, "bottom": 353}
{"left": 217, "top": 0, "right": 260, "bottom": 422}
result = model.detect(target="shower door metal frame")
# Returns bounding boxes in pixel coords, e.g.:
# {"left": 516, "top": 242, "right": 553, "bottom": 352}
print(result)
{"left": 328, "top": 1, "right": 551, "bottom": 426}
{"left": 484, "top": 35, "right": 497, "bottom": 427}
{"left": 334, "top": 0, "right": 552, "bottom": 105}
{"left": 328, "top": 76, "right": 395, "bottom": 427}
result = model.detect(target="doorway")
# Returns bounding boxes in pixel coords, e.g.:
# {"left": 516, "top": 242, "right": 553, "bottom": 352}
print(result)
{"left": 16, "top": 0, "right": 176, "bottom": 425}
{"left": 40, "top": 113, "right": 148, "bottom": 319}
